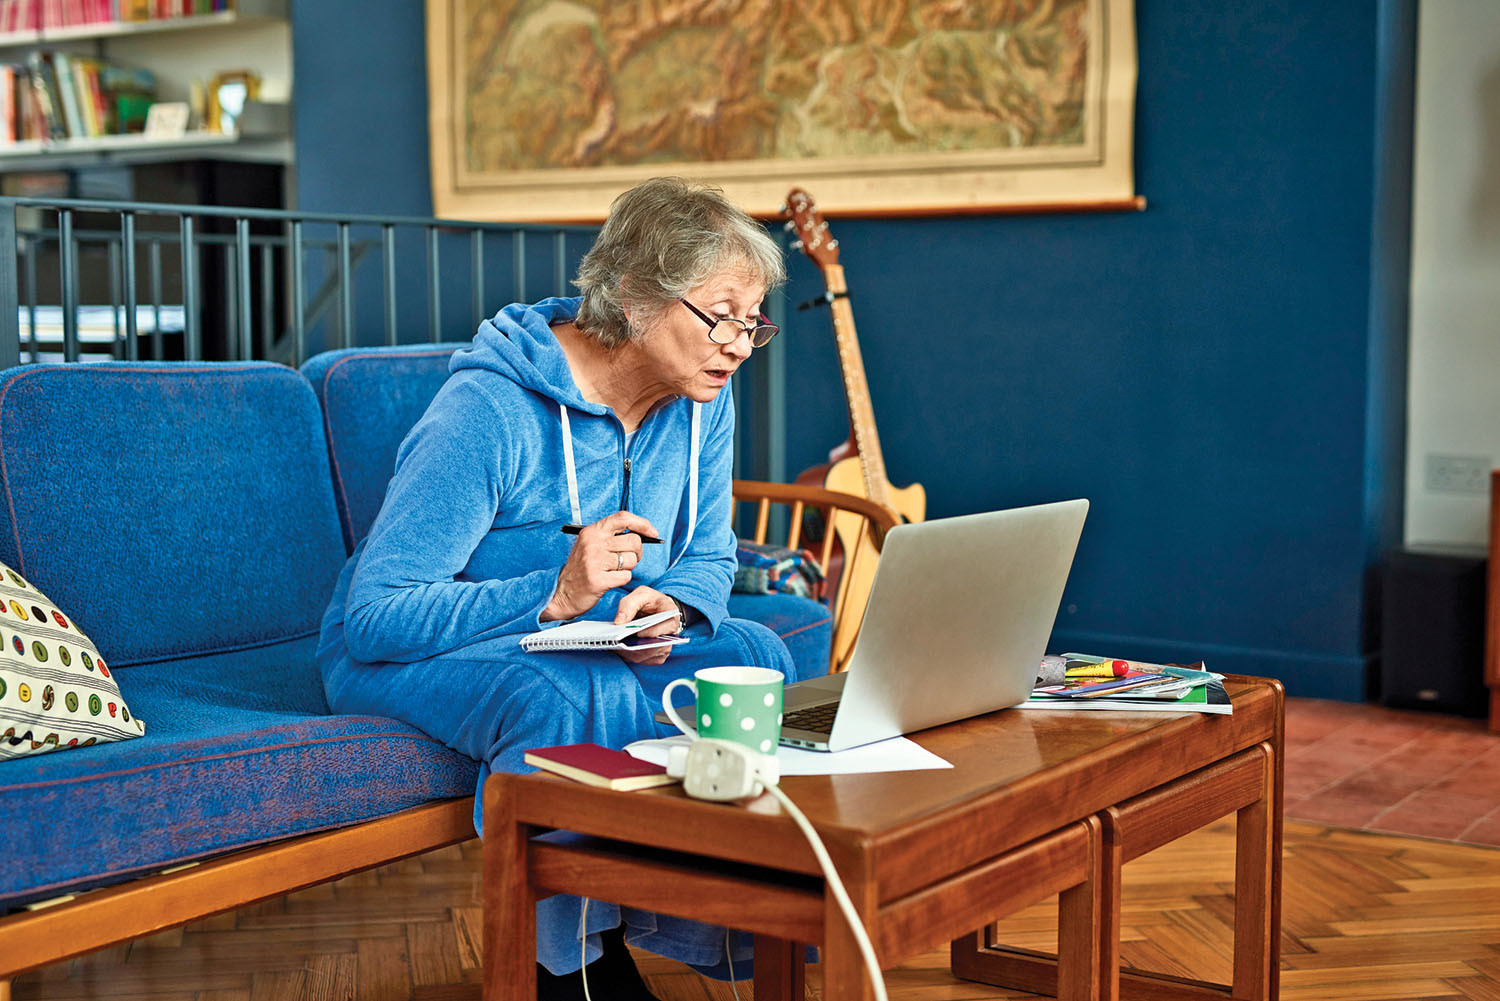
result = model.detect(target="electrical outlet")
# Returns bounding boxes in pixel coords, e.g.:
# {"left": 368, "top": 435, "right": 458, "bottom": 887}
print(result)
{"left": 1423, "top": 453, "right": 1491, "bottom": 495}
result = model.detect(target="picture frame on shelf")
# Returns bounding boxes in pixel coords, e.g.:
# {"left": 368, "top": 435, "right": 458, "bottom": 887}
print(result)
{"left": 207, "top": 69, "right": 259, "bottom": 135}
{"left": 143, "top": 102, "right": 190, "bottom": 140}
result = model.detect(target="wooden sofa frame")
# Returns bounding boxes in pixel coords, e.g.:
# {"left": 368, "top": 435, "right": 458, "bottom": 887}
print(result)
{"left": 0, "top": 479, "right": 895, "bottom": 992}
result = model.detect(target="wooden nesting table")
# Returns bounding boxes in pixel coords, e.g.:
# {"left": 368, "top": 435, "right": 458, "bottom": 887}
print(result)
{"left": 483, "top": 675, "right": 1284, "bottom": 1001}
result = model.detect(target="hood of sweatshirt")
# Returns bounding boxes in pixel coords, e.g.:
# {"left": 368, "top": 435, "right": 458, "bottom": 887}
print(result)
{"left": 448, "top": 296, "right": 601, "bottom": 412}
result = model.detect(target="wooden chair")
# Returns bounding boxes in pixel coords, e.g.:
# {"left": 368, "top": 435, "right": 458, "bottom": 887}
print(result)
{"left": 731, "top": 479, "right": 900, "bottom": 674}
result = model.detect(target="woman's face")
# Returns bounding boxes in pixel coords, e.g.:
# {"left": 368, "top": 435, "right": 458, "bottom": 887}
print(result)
{"left": 639, "top": 269, "right": 766, "bottom": 403}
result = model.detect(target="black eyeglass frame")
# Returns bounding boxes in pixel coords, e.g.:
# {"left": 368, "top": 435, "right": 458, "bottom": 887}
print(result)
{"left": 678, "top": 298, "right": 779, "bottom": 348}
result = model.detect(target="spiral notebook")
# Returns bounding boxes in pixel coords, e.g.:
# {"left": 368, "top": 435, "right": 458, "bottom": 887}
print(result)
{"left": 520, "top": 608, "right": 686, "bottom": 652}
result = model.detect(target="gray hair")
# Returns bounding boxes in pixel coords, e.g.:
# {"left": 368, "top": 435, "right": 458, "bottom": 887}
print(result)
{"left": 574, "top": 177, "right": 785, "bottom": 348}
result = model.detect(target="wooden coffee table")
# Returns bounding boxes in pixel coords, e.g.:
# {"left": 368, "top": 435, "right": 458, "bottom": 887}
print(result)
{"left": 483, "top": 675, "right": 1283, "bottom": 1001}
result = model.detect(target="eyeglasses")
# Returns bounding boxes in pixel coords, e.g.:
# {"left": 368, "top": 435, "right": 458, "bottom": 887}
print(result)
{"left": 679, "top": 299, "right": 779, "bottom": 348}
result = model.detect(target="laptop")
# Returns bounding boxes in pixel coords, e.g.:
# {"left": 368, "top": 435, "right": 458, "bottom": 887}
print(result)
{"left": 657, "top": 498, "right": 1088, "bottom": 751}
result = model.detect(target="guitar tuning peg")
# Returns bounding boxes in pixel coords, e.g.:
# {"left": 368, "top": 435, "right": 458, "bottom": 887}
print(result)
{"left": 789, "top": 239, "right": 804, "bottom": 252}
{"left": 777, "top": 203, "right": 787, "bottom": 214}
{"left": 782, "top": 220, "right": 797, "bottom": 233}
{"left": 827, "top": 239, "right": 839, "bottom": 249}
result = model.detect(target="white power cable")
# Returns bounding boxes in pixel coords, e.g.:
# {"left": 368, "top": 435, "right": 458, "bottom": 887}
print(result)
{"left": 579, "top": 896, "right": 594, "bottom": 1001}
{"left": 725, "top": 928, "right": 742, "bottom": 1001}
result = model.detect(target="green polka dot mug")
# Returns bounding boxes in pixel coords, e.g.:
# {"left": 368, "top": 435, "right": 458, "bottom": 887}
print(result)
{"left": 662, "top": 665, "right": 784, "bottom": 755}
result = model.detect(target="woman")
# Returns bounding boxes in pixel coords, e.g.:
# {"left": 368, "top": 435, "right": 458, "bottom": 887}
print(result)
{"left": 316, "top": 177, "right": 803, "bottom": 999}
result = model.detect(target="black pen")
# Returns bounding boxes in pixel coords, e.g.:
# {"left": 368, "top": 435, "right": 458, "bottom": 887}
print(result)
{"left": 560, "top": 524, "right": 664, "bottom": 544}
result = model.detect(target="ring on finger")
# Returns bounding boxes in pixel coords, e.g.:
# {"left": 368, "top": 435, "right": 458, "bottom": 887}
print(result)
{"left": 615, "top": 551, "right": 625, "bottom": 571}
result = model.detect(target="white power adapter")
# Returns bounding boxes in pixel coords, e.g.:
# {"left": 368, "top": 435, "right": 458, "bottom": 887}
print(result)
{"left": 666, "top": 738, "right": 781, "bottom": 801}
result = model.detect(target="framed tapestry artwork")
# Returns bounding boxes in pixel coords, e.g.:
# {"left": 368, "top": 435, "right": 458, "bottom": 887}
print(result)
{"left": 426, "top": 0, "right": 1138, "bottom": 222}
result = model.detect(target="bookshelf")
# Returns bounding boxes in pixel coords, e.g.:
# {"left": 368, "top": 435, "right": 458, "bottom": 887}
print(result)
{"left": 0, "top": 0, "right": 291, "bottom": 172}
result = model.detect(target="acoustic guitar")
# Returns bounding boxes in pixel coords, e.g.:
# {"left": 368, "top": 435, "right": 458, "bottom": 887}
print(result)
{"left": 784, "top": 188, "right": 926, "bottom": 670}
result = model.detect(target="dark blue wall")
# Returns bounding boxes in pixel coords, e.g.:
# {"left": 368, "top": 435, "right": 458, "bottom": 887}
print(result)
{"left": 295, "top": 2, "right": 1412, "bottom": 700}
{"left": 292, "top": 1, "right": 432, "bottom": 218}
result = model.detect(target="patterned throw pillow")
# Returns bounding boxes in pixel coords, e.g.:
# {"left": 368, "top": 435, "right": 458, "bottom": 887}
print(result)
{"left": 0, "top": 560, "right": 145, "bottom": 759}
{"left": 733, "top": 540, "right": 826, "bottom": 599}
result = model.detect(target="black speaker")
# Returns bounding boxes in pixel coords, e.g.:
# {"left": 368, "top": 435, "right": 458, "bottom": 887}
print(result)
{"left": 1379, "top": 546, "right": 1489, "bottom": 716}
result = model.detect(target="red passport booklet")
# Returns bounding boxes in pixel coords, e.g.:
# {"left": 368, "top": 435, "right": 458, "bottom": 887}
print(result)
{"left": 522, "top": 742, "right": 677, "bottom": 791}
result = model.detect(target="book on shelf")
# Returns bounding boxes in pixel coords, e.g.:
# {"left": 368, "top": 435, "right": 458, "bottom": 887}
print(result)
{"left": 0, "top": 0, "right": 41, "bottom": 32}
{"left": 0, "top": 0, "right": 234, "bottom": 32}
{"left": 2, "top": 0, "right": 118, "bottom": 31}
{"left": 124, "top": 0, "right": 229, "bottom": 20}
{"left": 0, "top": 66, "right": 13, "bottom": 142}
{"left": 523, "top": 742, "right": 678, "bottom": 791}
{"left": 98, "top": 63, "right": 155, "bottom": 132}
{"left": 50, "top": 50, "right": 82, "bottom": 136}
{"left": 23, "top": 51, "right": 63, "bottom": 139}
{"left": 519, "top": 608, "right": 686, "bottom": 652}
{"left": 1, "top": 51, "right": 157, "bottom": 144}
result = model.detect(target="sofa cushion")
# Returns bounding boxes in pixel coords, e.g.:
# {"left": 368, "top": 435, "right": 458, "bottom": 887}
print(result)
{"left": 0, "top": 559, "right": 144, "bottom": 758}
{"left": 0, "top": 363, "right": 349, "bottom": 670}
{"left": 301, "top": 345, "right": 467, "bottom": 551}
{"left": 0, "top": 635, "right": 479, "bottom": 908}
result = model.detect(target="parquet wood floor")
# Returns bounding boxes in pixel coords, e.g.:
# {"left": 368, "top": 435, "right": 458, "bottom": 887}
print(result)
{"left": 12, "top": 817, "right": 1500, "bottom": 1001}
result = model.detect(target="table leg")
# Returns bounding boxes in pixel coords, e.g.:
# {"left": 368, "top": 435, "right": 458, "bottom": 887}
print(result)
{"left": 1092, "top": 810, "right": 1123, "bottom": 1001}
{"left": 946, "top": 815, "right": 1109, "bottom": 1000}
{"left": 949, "top": 744, "right": 1280, "bottom": 1001}
{"left": 1231, "top": 745, "right": 1276, "bottom": 1001}
{"left": 484, "top": 777, "right": 538, "bottom": 1001}
{"left": 822, "top": 870, "right": 878, "bottom": 1001}
{"left": 753, "top": 934, "right": 805, "bottom": 1000}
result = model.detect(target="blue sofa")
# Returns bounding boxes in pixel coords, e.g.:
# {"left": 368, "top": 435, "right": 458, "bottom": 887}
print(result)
{"left": 0, "top": 349, "right": 831, "bottom": 978}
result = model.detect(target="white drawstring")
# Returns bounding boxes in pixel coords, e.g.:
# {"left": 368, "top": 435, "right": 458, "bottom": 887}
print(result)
{"left": 559, "top": 403, "right": 583, "bottom": 527}
{"left": 558, "top": 400, "right": 701, "bottom": 569}
{"left": 675, "top": 402, "right": 701, "bottom": 568}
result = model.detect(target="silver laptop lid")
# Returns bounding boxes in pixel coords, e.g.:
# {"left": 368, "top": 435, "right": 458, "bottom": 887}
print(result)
{"left": 826, "top": 499, "right": 1088, "bottom": 751}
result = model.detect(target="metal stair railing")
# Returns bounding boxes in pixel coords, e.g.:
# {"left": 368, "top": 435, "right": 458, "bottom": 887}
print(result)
{"left": 0, "top": 196, "right": 596, "bottom": 368}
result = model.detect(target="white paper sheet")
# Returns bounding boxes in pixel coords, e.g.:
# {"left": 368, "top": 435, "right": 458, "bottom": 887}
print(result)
{"left": 625, "top": 734, "right": 951, "bottom": 776}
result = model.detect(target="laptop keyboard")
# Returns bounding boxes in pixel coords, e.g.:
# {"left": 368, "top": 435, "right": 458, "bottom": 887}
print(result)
{"left": 782, "top": 702, "right": 838, "bottom": 734}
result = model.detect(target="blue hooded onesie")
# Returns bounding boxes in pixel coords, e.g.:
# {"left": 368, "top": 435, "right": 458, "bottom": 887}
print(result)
{"left": 316, "top": 297, "right": 807, "bottom": 977}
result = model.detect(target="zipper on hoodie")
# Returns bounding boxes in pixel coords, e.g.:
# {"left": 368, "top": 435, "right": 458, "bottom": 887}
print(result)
{"left": 621, "top": 456, "right": 632, "bottom": 511}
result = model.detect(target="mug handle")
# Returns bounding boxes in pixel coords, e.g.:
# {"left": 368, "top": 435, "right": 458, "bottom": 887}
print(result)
{"left": 661, "top": 678, "right": 698, "bottom": 739}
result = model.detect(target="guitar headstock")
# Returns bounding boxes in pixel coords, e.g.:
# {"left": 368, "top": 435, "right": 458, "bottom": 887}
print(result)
{"left": 782, "top": 187, "right": 839, "bottom": 268}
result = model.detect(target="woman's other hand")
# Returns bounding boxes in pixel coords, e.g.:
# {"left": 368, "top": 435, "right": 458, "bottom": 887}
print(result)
{"left": 614, "top": 585, "right": 680, "bottom": 665}
{"left": 543, "top": 511, "right": 660, "bottom": 622}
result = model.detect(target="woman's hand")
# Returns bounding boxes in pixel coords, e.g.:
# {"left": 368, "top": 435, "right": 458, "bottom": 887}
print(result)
{"left": 614, "top": 585, "right": 681, "bottom": 665}
{"left": 543, "top": 511, "right": 660, "bottom": 622}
